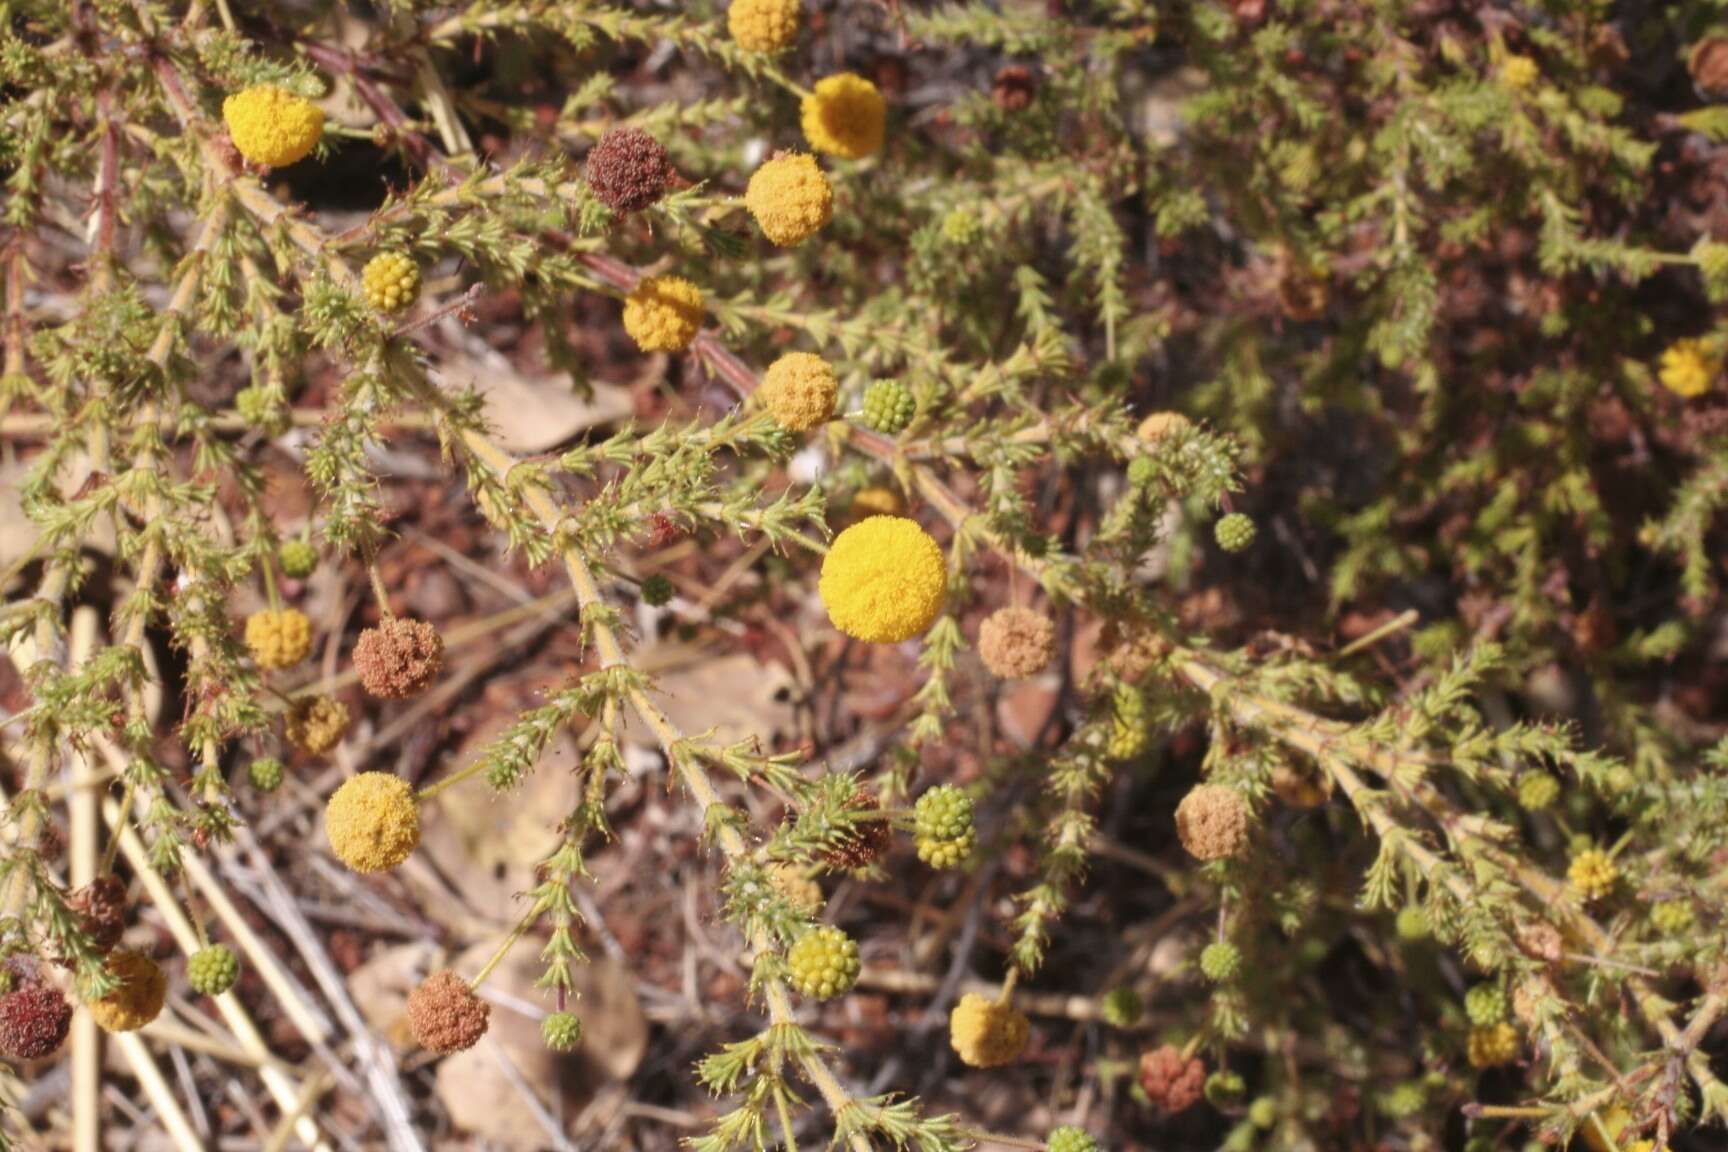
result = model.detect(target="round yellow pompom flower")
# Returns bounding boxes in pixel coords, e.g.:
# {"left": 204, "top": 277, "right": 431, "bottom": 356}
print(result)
{"left": 86, "top": 950, "right": 167, "bottom": 1034}
{"left": 622, "top": 275, "right": 704, "bottom": 353}
{"left": 801, "top": 73, "right": 886, "bottom": 160}
{"left": 245, "top": 608, "right": 313, "bottom": 670}
{"left": 759, "top": 352, "right": 837, "bottom": 432}
{"left": 1659, "top": 338, "right": 1717, "bottom": 398}
{"left": 1568, "top": 848, "right": 1618, "bottom": 901}
{"left": 362, "top": 252, "right": 420, "bottom": 313}
{"left": 949, "top": 993, "right": 1029, "bottom": 1068}
{"left": 727, "top": 0, "right": 800, "bottom": 53}
{"left": 222, "top": 85, "right": 325, "bottom": 169}
{"left": 325, "top": 772, "right": 420, "bottom": 873}
{"left": 1466, "top": 1021, "right": 1518, "bottom": 1069}
{"left": 1499, "top": 55, "right": 1539, "bottom": 91}
{"left": 819, "top": 516, "right": 946, "bottom": 643}
{"left": 745, "top": 154, "right": 833, "bottom": 247}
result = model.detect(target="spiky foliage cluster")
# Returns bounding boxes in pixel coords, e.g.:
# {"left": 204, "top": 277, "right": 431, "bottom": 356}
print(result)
{"left": 3, "top": 2, "right": 1728, "bottom": 1151}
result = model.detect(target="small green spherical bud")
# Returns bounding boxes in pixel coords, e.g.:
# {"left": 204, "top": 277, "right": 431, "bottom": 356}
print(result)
{"left": 1464, "top": 983, "right": 1506, "bottom": 1028}
{"left": 641, "top": 574, "right": 675, "bottom": 607}
{"left": 1379, "top": 1081, "right": 1427, "bottom": 1119}
{"left": 860, "top": 380, "right": 916, "bottom": 436}
{"left": 1651, "top": 899, "right": 1697, "bottom": 936}
{"left": 1046, "top": 1126, "right": 1100, "bottom": 1152}
{"left": 1204, "top": 1070, "right": 1245, "bottom": 1106}
{"left": 1516, "top": 772, "right": 1560, "bottom": 812}
{"left": 1126, "top": 455, "right": 1157, "bottom": 488}
{"left": 235, "top": 385, "right": 283, "bottom": 431}
{"left": 542, "top": 1011, "right": 583, "bottom": 1052}
{"left": 1248, "top": 1097, "right": 1277, "bottom": 1129}
{"left": 248, "top": 757, "right": 284, "bottom": 792}
{"left": 1215, "top": 512, "right": 1256, "bottom": 553}
{"left": 278, "top": 540, "right": 318, "bottom": 580}
{"left": 1199, "top": 941, "right": 1241, "bottom": 983}
{"left": 914, "top": 785, "right": 976, "bottom": 870}
{"left": 940, "top": 208, "right": 981, "bottom": 246}
{"left": 187, "top": 944, "right": 240, "bottom": 996}
{"left": 1604, "top": 765, "right": 1637, "bottom": 795}
{"left": 786, "top": 925, "right": 860, "bottom": 1000}
{"left": 1099, "top": 985, "right": 1143, "bottom": 1028}
{"left": 1395, "top": 905, "right": 1431, "bottom": 941}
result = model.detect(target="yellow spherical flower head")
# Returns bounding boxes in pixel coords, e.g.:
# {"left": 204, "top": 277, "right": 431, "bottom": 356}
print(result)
{"left": 728, "top": 0, "right": 800, "bottom": 53}
{"left": 1499, "top": 54, "right": 1539, "bottom": 91}
{"left": 745, "top": 153, "right": 833, "bottom": 247}
{"left": 819, "top": 516, "right": 946, "bottom": 643}
{"left": 1466, "top": 1021, "right": 1518, "bottom": 1069}
{"left": 325, "top": 772, "right": 420, "bottom": 873}
{"left": 245, "top": 608, "right": 313, "bottom": 670}
{"left": 949, "top": 993, "right": 1030, "bottom": 1068}
{"left": 362, "top": 252, "right": 420, "bottom": 314}
{"left": 1568, "top": 848, "right": 1618, "bottom": 901}
{"left": 622, "top": 275, "right": 704, "bottom": 353}
{"left": 759, "top": 352, "right": 837, "bottom": 432}
{"left": 1659, "top": 338, "right": 1718, "bottom": 398}
{"left": 801, "top": 74, "right": 886, "bottom": 160}
{"left": 86, "top": 949, "right": 166, "bottom": 1034}
{"left": 849, "top": 485, "right": 905, "bottom": 521}
{"left": 222, "top": 85, "right": 324, "bottom": 169}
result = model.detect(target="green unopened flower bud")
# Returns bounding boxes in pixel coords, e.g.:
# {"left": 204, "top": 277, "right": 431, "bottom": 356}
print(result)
{"left": 1099, "top": 985, "right": 1143, "bottom": 1028}
{"left": 861, "top": 380, "right": 916, "bottom": 436}
{"left": 235, "top": 385, "right": 284, "bottom": 432}
{"left": 787, "top": 925, "right": 860, "bottom": 1000}
{"left": 940, "top": 208, "right": 981, "bottom": 246}
{"left": 1464, "top": 983, "right": 1506, "bottom": 1027}
{"left": 1379, "top": 1080, "right": 1427, "bottom": 1119}
{"left": 542, "top": 1011, "right": 583, "bottom": 1052}
{"left": 913, "top": 785, "right": 975, "bottom": 869}
{"left": 1126, "top": 455, "right": 1157, "bottom": 488}
{"left": 1395, "top": 905, "right": 1431, "bottom": 941}
{"left": 278, "top": 539, "right": 318, "bottom": 580}
{"left": 248, "top": 757, "right": 284, "bottom": 792}
{"left": 1204, "top": 1069, "right": 1245, "bottom": 1106}
{"left": 187, "top": 944, "right": 240, "bottom": 996}
{"left": 1047, "top": 1126, "right": 1100, "bottom": 1152}
{"left": 1215, "top": 512, "right": 1256, "bottom": 553}
{"left": 1652, "top": 899, "right": 1696, "bottom": 936}
{"left": 1516, "top": 773, "right": 1559, "bottom": 811}
{"left": 641, "top": 574, "right": 675, "bottom": 607}
{"left": 1200, "top": 941, "right": 1241, "bottom": 983}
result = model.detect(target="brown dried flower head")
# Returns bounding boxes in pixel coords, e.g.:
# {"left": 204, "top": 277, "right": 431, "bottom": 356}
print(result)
{"left": 406, "top": 970, "right": 490, "bottom": 1055}
{"left": 586, "top": 127, "right": 673, "bottom": 214}
{"left": 1139, "top": 1044, "right": 1206, "bottom": 1113}
{"left": 1174, "top": 784, "right": 1250, "bottom": 862}
{"left": 65, "top": 875, "right": 127, "bottom": 954}
{"left": 0, "top": 976, "right": 72, "bottom": 1060}
{"left": 1690, "top": 37, "right": 1728, "bottom": 96}
{"left": 1516, "top": 919, "right": 1564, "bottom": 965}
{"left": 354, "top": 617, "right": 445, "bottom": 700}
{"left": 978, "top": 606, "right": 1055, "bottom": 680}
{"left": 818, "top": 789, "right": 891, "bottom": 871}
{"left": 1098, "top": 619, "right": 1170, "bottom": 685}
{"left": 992, "top": 64, "right": 1037, "bottom": 111}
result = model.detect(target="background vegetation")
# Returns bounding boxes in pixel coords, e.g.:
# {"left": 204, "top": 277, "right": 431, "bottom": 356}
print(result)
{"left": 2, "top": 0, "right": 1728, "bottom": 1149}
